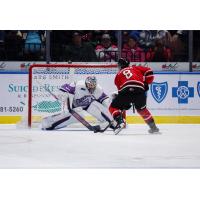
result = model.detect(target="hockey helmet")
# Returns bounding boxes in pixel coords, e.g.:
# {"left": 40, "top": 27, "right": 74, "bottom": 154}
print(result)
{"left": 85, "top": 76, "right": 97, "bottom": 93}
{"left": 118, "top": 58, "right": 130, "bottom": 69}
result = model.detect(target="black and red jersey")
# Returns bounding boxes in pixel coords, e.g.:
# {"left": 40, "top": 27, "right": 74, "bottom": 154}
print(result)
{"left": 114, "top": 65, "right": 154, "bottom": 92}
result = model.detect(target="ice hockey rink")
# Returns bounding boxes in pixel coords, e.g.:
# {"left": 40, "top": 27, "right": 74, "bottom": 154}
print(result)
{"left": 0, "top": 123, "right": 200, "bottom": 168}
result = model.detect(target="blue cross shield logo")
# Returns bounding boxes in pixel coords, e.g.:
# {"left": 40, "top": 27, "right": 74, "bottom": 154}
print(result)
{"left": 197, "top": 82, "right": 200, "bottom": 97}
{"left": 151, "top": 82, "right": 168, "bottom": 103}
{"left": 172, "top": 81, "right": 194, "bottom": 104}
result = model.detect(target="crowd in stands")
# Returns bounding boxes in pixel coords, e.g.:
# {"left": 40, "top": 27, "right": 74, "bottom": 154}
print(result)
{"left": 0, "top": 30, "right": 197, "bottom": 62}
{"left": 0, "top": 30, "right": 45, "bottom": 61}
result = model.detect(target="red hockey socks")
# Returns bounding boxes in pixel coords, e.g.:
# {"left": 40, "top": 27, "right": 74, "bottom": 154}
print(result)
{"left": 137, "top": 107, "right": 154, "bottom": 124}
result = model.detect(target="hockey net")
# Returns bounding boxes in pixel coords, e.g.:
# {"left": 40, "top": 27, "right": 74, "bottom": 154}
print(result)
{"left": 27, "top": 63, "right": 118, "bottom": 128}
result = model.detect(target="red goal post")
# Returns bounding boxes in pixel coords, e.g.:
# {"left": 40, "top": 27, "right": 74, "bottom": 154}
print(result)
{"left": 28, "top": 63, "right": 118, "bottom": 127}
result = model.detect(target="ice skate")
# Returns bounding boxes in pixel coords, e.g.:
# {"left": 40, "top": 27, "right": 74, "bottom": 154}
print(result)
{"left": 148, "top": 126, "right": 160, "bottom": 134}
{"left": 113, "top": 115, "right": 126, "bottom": 135}
{"left": 148, "top": 122, "right": 160, "bottom": 134}
{"left": 114, "top": 122, "right": 126, "bottom": 135}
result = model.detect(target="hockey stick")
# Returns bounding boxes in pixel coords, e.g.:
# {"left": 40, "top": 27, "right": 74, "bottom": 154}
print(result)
{"left": 35, "top": 80, "right": 60, "bottom": 101}
{"left": 100, "top": 112, "right": 113, "bottom": 132}
{"left": 66, "top": 97, "right": 101, "bottom": 133}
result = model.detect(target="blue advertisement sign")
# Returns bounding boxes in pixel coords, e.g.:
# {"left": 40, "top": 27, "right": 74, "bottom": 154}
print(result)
{"left": 172, "top": 81, "right": 194, "bottom": 104}
{"left": 151, "top": 82, "right": 168, "bottom": 103}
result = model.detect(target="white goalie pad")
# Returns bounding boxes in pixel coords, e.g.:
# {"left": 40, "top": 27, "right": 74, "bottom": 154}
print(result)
{"left": 87, "top": 100, "right": 113, "bottom": 122}
{"left": 42, "top": 110, "right": 84, "bottom": 130}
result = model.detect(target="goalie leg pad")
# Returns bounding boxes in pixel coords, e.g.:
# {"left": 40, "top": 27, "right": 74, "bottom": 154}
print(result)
{"left": 87, "top": 100, "right": 113, "bottom": 122}
{"left": 42, "top": 112, "right": 77, "bottom": 130}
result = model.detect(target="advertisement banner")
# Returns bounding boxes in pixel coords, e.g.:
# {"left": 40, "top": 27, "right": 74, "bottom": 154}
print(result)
{"left": 0, "top": 74, "right": 28, "bottom": 116}
{"left": 147, "top": 73, "right": 200, "bottom": 115}
{"left": 0, "top": 61, "right": 46, "bottom": 71}
{"left": 0, "top": 72, "right": 200, "bottom": 119}
{"left": 0, "top": 61, "right": 190, "bottom": 71}
{"left": 131, "top": 62, "right": 189, "bottom": 72}
{"left": 192, "top": 62, "right": 200, "bottom": 72}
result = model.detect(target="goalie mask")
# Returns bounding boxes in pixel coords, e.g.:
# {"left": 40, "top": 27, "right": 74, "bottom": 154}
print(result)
{"left": 118, "top": 58, "right": 130, "bottom": 69}
{"left": 85, "top": 76, "right": 97, "bottom": 94}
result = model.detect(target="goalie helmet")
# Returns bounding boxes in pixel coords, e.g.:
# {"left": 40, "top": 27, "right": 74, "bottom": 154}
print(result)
{"left": 85, "top": 76, "right": 97, "bottom": 94}
{"left": 118, "top": 58, "right": 130, "bottom": 69}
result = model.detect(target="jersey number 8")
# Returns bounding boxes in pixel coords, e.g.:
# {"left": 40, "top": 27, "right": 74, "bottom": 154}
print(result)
{"left": 123, "top": 70, "right": 133, "bottom": 79}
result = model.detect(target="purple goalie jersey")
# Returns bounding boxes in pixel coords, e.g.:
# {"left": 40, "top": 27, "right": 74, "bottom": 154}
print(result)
{"left": 60, "top": 80, "right": 108, "bottom": 109}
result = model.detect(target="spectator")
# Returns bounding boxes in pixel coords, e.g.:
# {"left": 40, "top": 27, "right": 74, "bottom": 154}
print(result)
{"left": 122, "top": 31, "right": 130, "bottom": 46}
{"left": 170, "top": 30, "right": 188, "bottom": 61}
{"left": 0, "top": 31, "right": 6, "bottom": 60}
{"left": 0, "top": 31, "right": 5, "bottom": 43}
{"left": 139, "top": 30, "right": 171, "bottom": 50}
{"left": 92, "top": 31, "right": 103, "bottom": 46}
{"left": 81, "top": 31, "right": 101, "bottom": 49}
{"left": 121, "top": 32, "right": 145, "bottom": 62}
{"left": 23, "top": 30, "right": 45, "bottom": 60}
{"left": 158, "top": 30, "right": 172, "bottom": 48}
{"left": 146, "top": 38, "right": 172, "bottom": 62}
{"left": 64, "top": 31, "right": 97, "bottom": 62}
{"left": 139, "top": 30, "right": 156, "bottom": 49}
{"left": 4, "top": 30, "right": 23, "bottom": 60}
{"left": 51, "top": 31, "right": 72, "bottom": 61}
{"left": 193, "top": 30, "right": 200, "bottom": 61}
{"left": 104, "top": 30, "right": 118, "bottom": 44}
{"left": 95, "top": 33, "right": 118, "bottom": 62}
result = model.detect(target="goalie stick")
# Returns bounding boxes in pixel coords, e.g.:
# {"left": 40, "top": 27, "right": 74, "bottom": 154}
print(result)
{"left": 66, "top": 98, "right": 112, "bottom": 133}
{"left": 66, "top": 97, "right": 102, "bottom": 133}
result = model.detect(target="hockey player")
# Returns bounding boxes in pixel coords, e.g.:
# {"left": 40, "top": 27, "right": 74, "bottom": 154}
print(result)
{"left": 109, "top": 58, "right": 160, "bottom": 133}
{"left": 42, "top": 76, "right": 117, "bottom": 132}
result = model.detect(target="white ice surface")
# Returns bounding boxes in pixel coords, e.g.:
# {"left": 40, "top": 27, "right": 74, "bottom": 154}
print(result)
{"left": 0, "top": 124, "right": 200, "bottom": 168}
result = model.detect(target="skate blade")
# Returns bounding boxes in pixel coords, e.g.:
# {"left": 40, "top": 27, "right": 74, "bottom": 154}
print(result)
{"left": 149, "top": 130, "right": 161, "bottom": 134}
{"left": 114, "top": 125, "right": 126, "bottom": 135}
